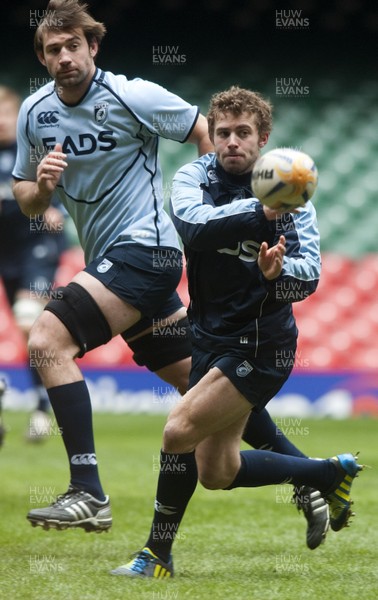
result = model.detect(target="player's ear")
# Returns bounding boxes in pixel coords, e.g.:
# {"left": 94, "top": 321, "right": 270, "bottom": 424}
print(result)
{"left": 37, "top": 51, "right": 47, "bottom": 67}
{"left": 259, "top": 133, "right": 269, "bottom": 148}
{"left": 89, "top": 39, "right": 99, "bottom": 59}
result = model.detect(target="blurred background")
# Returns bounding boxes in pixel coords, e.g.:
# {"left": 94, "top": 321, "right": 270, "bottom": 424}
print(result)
{"left": 0, "top": 0, "right": 377, "bottom": 417}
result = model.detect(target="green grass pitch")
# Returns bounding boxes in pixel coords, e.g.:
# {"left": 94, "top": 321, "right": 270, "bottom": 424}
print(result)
{"left": 0, "top": 412, "right": 377, "bottom": 600}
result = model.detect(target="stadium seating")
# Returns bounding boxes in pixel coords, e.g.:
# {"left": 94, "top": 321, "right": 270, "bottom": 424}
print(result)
{"left": 293, "top": 253, "right": 378, "bottom": 369}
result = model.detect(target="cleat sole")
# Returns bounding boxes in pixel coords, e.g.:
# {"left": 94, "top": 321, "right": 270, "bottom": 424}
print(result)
{"left": 28, "top": 517, "right": 111, "bottom": 533}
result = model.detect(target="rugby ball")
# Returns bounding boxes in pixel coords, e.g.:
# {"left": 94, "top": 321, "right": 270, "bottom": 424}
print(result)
{"left": 251, "top": 148, "right": 318, "bottom": 209}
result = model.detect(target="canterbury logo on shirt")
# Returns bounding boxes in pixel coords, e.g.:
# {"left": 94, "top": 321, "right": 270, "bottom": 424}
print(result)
{"left": 71, "top": 453, "right": 97, "bottom": 465}
{"left": 37, "top": 110, "right": 59, "bottom": 125}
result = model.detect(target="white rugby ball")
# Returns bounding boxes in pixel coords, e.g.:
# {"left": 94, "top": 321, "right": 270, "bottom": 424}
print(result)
{"left": 251, "top": 148, "right": 318, "bottom": 209}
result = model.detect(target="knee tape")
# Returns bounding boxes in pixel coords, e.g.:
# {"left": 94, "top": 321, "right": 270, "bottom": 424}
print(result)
{"left": 44, "top": 282, "right": 112, "bottom": 357}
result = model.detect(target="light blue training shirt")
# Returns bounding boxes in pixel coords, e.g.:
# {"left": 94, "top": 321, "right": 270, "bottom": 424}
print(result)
{"left": 13, "top": 69, "right": 199, "bottom": 264}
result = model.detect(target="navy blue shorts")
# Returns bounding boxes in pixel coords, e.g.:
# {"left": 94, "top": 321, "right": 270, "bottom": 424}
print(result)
{"left": 188, "top": 340, "right": 296, "bottom": 413}
{"left": 84, "top": 245, "right": 185, "bottom": 335}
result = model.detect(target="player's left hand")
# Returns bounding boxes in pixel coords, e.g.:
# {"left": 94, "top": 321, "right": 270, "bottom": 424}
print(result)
{"left": 258, "top": 235, "right": 286, "bottom": 280}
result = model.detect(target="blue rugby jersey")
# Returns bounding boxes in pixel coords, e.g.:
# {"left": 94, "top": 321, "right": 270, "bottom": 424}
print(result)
{"left": 12, "top": 69, "right": 199, "bottom": 264}
{"left": 170, "top": 153, "right": 321, "bottom": 352}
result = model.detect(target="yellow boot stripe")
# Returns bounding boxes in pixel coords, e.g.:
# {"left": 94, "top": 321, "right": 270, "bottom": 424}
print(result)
{"left": 335, "top": 489, "right": 350, "bottom": 501}
{"left": 340, "top": 482, "right": 351, "bottom": 493}
{"left": 154, "top": 564, "right": 162, "bottom": 578}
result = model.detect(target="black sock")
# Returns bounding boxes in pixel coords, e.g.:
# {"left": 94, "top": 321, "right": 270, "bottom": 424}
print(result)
{"left": 30, "top": 366, "right": 50, "bottom": 413}
{"left": 242, "top": 408, "right": 306, "bottom": 458}
{"left": 226, "top": 450, "right": 337, "bottom": 492}
{"left": 146, "top": 450, "right": 198, "bottom": 562}
{"left": 47, "top": 381, "right": 105, "bottom": 501}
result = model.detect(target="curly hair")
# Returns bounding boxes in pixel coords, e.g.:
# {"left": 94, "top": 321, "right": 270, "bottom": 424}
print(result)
{"left": 207, "top": 86, "right": 273, "bottom": 141}
{"left": 34, "top": 0, "right": 106, "bottom": 55}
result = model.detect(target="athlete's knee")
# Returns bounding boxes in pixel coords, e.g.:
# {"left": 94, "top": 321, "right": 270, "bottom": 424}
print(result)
{"left": 163, "top": 413, "right": 195, "bottom": 453}
{"left": 198, "top": 462, "right": 236, "bottom": 490}
{"left": 28, "top": 312, "right": 74, "bottom": 364}
{"left": 198, "top": 465, "right": 222, "bottom": 489}
{"left": 199, "top": 475, "right": 226, "bottom": 490}
{"left": 162, "top": 419, "right": 185, "bottom": 452}
{"left": 28, "top": 314, "right": 54, "bottom": 353}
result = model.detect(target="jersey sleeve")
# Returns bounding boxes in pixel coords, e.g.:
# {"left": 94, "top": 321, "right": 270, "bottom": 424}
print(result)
{"left": 12, "top": 100, "right": 38, "bottom": 182}
{"left": 125, "top": 78, "right": 199, "bottom": 142}
{"left": 260, "top": 203, "right": 321, "bottom": 302}
{"left": 170, "top": 157, "right": 271, "bottom": 250}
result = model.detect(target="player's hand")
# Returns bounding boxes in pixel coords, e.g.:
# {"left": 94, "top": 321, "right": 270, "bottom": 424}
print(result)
{"left": 258, "top": 235, "right": 286, "bottom": 280}
{"left": 36, "top": 143, "right": 67, "bottom": 197}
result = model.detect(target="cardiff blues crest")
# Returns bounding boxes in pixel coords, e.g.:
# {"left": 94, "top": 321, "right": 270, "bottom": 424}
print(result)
{"left": 94, "top": 102, "right": 108, "bottom": 124}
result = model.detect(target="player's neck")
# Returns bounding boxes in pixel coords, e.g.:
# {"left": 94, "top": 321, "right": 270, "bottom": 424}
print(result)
{"left": 56, "top": 66, "right": 96, "bottom": 106}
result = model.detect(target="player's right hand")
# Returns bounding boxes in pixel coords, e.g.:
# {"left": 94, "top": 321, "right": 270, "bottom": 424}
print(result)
{"left": 258, "top": 235, "right": 286, "bottom": 280}
{"left": 37, "top": 143, "right": 67, "bottom": 196}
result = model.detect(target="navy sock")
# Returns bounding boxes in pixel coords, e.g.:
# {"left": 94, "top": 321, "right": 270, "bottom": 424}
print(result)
{"left": 30, "top": 367, "right": 50, "bottom": 413}
{"left": 146, "top": 450, "right": 198, "bottom": 563}
{"left": 226, "top": 450, "right": 337, "bottom": 492}
{"left": 47, "top": 381, "right": 105, "bottom": 501}
{"left": 242, "top": 409, "right": 306, "bottom": 458}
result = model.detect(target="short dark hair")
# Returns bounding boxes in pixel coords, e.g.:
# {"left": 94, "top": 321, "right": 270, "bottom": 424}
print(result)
{"left": 207, "top": 86, "right": 273, "bottom": 141}
{"left": 34, "top": 0, "right": 106, "bottom": 55}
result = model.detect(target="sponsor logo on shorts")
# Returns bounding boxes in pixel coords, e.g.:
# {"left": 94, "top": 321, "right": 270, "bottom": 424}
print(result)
{"left": 97, "top": 258, "right": 113, "bottom": 273}
{"left": 236, "top": 360, "right": 253, "bottom": 377}
{"left": 71, "top": 453, "right": 97, "bottom": 465}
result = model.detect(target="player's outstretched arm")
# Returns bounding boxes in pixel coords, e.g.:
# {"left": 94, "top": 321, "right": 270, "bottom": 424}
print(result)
{"left": 13, "top": 143, "right": 67, "bottom": 217}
